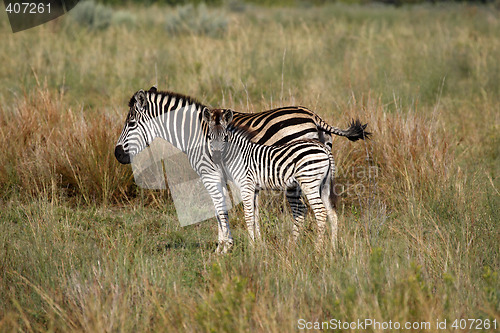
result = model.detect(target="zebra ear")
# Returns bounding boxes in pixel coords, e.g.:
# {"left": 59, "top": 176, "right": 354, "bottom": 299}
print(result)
{"left": 149, "top": 86, "right": 157, "bottom": 93}
{"left": 202, "top": 108, "right": 211, "bottom": 123}
{"left": 134, "top": 90, "right": 146, "bottom": 110}
{"left": 223, "top": 109, "right": 233, "bottom": 124}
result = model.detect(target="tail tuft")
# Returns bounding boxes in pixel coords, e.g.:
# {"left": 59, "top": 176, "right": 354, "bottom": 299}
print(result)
{"left": 345, "top": 118, "right": 371, "bottom": 141}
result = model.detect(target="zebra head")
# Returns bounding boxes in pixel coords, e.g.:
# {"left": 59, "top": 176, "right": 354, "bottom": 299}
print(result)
{"left": 115, "top": 88, "right": 158, "bottom": 164}
{"left": 202, "top": 108, "right": 234, "bottom": 165}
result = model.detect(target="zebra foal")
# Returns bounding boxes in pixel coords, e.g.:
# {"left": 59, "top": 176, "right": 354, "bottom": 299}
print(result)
{"left": 203, "top": 108, "right": 339, "bottom": 249}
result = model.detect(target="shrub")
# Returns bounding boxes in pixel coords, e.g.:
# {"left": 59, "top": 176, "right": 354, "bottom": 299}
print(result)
{"left": 70, "top": 0, "right": 113, "bottom": 30}
{"left": 165, "top": 3, "right": 228, "bottom": 37}
{"left": 112, "top": 10, "right": 137, "bottom": 27}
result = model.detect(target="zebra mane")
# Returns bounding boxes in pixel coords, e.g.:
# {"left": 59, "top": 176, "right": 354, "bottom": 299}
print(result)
{"left": 128, "top": 87, "right": 208, "bottom": 112}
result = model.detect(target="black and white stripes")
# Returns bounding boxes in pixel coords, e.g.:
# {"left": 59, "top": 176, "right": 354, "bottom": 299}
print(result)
{"left": 115, "top": 87, "right": 368, "bottom": 252}
{"left": 203, "top": 108, "right": 339, "bottom": 248}
{"left": 231, "top": 105, "right": 370, "bottom": 149}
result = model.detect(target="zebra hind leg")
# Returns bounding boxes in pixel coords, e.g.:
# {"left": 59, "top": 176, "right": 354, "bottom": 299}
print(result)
{"left": 253, "top": 190, "right": 262, "bottom": 242}
{"left": 286, "top": 187, "right": 307, "bottom": 244}
{"left": 320, "top": 174, "right": 339, "bottom": 250}
{"left": 301, "top": 186, "right": 328, "bottom": 252}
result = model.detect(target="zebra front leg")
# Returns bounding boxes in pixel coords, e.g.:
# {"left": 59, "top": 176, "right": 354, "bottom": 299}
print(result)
{"left": 202, "top": 177, "right": 233, "bottom": 253}
{"left": 286, "top": 187, "right": 307, "bottom": 243}
{"left": 241, "top": 185, "right": 257, "bottom": 245}
{"left": 215, "top": 211, "right": 233, "bottom": 254}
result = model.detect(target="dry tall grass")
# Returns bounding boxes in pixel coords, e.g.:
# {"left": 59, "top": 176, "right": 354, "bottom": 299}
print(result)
{"left": 0, "top": 82, "right": 133, "bottom": 205}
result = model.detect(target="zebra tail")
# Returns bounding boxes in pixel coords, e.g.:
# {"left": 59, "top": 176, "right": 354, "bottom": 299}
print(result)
{"left": 315, "top": 116, "right": 372, "bottom": 142}
{"left": 329, "top": 156, "right": 338, "bottom": 209}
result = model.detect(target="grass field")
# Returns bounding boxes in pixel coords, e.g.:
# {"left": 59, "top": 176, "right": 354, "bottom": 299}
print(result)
{"left": 0, "top": 2, "right": 499, "bottom": 332}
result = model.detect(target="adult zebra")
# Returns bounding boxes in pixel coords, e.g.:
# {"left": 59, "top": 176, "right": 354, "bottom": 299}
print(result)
{"left": 115, "top": 86, "right": 370, "bottom": 253}
{"left": 203, "top": 108, "right": 338, "bottom": 249}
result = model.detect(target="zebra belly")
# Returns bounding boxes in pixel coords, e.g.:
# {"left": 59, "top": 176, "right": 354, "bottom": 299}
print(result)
{"left": 254, "top": 175, "right": 298, "bottom": 192}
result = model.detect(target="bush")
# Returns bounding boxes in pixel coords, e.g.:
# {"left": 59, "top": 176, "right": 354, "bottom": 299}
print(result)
{"left": 165, "top": 3, "right": 228, "bottom": 37}
{"left": 71, "top": 0, "right": 113, "bottom": 30}
{"left": 98, "top": 0, "right": 222, "bottom": 5}
{"left": 112, "top": 10, "right": 137, "bottom": 27}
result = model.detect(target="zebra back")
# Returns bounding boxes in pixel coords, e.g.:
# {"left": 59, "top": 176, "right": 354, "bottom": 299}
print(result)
{"left": 231, "top": 106, "right": 370, "bottom": 145}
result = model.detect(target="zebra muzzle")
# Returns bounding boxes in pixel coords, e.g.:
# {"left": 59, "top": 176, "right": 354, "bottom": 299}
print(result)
{"left": 115, "top": 145, "right": 131, "bottom": 164}
{"left": 212, "top": 150, "right": 223, "bottom": 164}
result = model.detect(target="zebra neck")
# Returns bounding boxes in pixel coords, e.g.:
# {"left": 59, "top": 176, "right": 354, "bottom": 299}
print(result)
{"left": 153, "top": 104, "right": 205, "bottom": 153}
{"left": 224, "top": 130, "right": 270, "bottom": 171}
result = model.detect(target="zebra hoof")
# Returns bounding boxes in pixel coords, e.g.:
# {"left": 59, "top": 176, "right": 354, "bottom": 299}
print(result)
{"left": 215, "top": 241, "right": 233, "bottom": 254}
